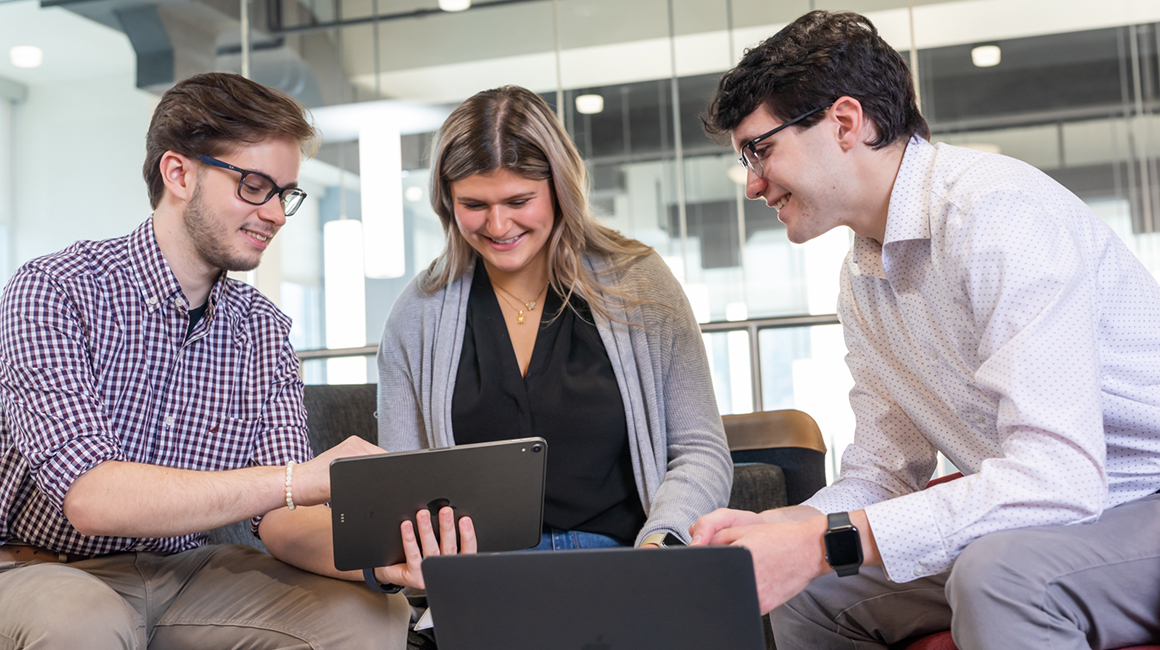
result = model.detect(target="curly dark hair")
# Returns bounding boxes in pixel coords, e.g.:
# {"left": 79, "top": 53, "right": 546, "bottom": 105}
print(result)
{"left": 703, "top": 10, "right": 928, "bottom": 148}
{"left": 143, "top": 73, "right": 316, "bottom": 209}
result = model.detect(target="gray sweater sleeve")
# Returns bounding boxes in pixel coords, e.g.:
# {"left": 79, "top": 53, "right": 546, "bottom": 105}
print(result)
{"left": 376, "top": 278, "right": 432, "bottom": 452}
{"left": 622, "top": 254, "right": 733, "bottom": 544}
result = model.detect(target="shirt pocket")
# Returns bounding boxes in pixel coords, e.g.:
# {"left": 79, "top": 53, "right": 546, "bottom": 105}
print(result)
{"left": 200, "top": 416, "right": 262, "bottom": 470}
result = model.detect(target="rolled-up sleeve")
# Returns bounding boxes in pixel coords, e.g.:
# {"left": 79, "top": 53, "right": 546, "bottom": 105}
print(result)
{"left": 0, "top": 267, "right": 126, "bottom": 512}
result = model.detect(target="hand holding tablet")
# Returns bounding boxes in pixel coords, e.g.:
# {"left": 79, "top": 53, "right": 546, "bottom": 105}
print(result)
{"left": 373, "top": 505, "right": 477, "bottom": 590}
{"left": 329, "top": 437, "right": 548, "bottom": 582}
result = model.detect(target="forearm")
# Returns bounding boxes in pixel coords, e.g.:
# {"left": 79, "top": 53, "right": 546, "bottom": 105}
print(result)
{"left": 260, "top": 505, "right": 362, "bottom": 581}
{"left": 63, "top": 460, "right": 285, "bottom": 538}
{"left": 761, "top": 504, "right": 823, "bottom": 523}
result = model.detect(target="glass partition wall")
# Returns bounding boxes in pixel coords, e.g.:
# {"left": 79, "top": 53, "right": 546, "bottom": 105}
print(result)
{"left": 4, "top": 0, "right": 1160, "bottom": 475}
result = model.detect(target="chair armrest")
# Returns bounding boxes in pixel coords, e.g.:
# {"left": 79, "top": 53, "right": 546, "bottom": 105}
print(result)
{"left": 722, "top": 410, "right": 826, "bottom": 454}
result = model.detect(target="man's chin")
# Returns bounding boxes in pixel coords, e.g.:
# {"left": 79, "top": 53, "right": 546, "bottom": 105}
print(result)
{"left": 211, "top": 253, "right": 263, "bottom": 274}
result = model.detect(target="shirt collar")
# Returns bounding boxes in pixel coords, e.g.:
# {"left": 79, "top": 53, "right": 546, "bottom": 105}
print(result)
{"left": 128, "top": 217, "right": 229, "bottom": 314}
{"left": 850, "top": 137, "right": 935, "bottom": 280}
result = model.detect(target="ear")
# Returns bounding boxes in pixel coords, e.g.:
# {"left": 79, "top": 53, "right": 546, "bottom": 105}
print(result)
{"left": 829, "top": 96, "right": 869, "bottom": 152}
{"left": 158, "top": 151, "right": 198, "bottom": 204}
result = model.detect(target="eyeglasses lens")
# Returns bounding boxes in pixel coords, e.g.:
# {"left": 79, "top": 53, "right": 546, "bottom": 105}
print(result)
{"left": 742, "top": 148, "right": 762, "bottom": 177}
{"left": 238, "top": 173, "right": 275, "bottom": 205}
{"left": 281, "top": 190, "right": 306, "bottom": 216}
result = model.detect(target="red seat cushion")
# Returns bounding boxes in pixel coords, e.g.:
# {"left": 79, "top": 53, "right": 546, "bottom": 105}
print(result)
{"left": 895, "top": 631, "right": 956, "bottom": 650}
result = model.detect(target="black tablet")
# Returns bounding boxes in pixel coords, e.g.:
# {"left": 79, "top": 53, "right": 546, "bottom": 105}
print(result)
{"left": 329, "top": 437, "right": 547, "bottom": 571}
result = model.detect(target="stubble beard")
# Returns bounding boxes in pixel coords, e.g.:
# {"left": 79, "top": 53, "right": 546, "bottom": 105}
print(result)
{"left": 182, "top": 186, "right": 262, "bottom": 272}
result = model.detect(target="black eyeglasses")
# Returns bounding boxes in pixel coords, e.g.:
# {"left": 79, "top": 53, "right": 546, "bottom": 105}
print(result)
{"left": 196, "top": 154, "right": 308, "bottom": 217}
{"left": 738, "top": 103, "right": 832, "bottom": 178}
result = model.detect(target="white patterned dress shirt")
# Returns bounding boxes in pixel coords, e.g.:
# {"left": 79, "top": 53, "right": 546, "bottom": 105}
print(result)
{"left": 803, "top": 137, "right": 1160, "bottom": 583}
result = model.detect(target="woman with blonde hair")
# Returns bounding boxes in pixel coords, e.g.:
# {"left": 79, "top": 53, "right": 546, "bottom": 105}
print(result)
{"left": 377, "top": 85, "right": 731, "bottom": 553}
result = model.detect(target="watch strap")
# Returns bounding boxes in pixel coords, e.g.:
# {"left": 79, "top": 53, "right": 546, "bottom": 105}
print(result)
{"left": 827, "top": 511, "right": 853, "bottom": 529}
{"left": 641, "top": 532, "right": 669, "bottom": 547}
{"left": 363, "top": 567, "right": 403, "bottom": 594}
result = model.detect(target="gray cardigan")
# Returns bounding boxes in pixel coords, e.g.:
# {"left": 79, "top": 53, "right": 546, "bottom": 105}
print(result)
{"left": 376, "top": 251, "right": 732, "bottom": 545}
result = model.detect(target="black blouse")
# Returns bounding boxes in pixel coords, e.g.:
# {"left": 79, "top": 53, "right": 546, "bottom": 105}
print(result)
{"left": 451, "top": 260, "right": 646, "bottom": 543}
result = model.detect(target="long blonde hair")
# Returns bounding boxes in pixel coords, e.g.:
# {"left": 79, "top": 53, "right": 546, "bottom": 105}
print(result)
{"left": 422, "top": 85, "right": 652, "bottom": 324}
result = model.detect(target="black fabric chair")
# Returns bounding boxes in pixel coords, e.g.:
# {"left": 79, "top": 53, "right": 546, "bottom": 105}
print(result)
{"left": 207, "top": 386, "right": 826, "bottom": 650}
{"left": 204, "top": 383, "right": 381, "bottom": 549}
{"left": 209, "top": 387, "right": 827, "bottom": 544}
{"left": 724, "top": 409, "right": 828, "bottom": 508}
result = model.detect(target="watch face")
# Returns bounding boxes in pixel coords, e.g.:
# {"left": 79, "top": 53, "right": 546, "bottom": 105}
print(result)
{"left": 824, "top": 527, "right": 862, "bottom": 566}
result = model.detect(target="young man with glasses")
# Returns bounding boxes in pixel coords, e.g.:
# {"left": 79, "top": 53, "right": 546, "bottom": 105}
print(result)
{"left": 0, "top": 72, "right": 453, "bottom": 648}
{"left": 692, "top": 11, "right": 1160, "bottom": 649}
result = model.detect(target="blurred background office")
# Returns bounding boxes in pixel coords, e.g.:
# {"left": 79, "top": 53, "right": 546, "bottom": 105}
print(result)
{"left": 1, "top": 0, "right": 1158, "bottom": 480}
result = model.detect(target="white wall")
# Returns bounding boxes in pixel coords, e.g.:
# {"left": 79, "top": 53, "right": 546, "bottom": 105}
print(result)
{"left": 10, "top": 74, "right": 157, "bottom": 277}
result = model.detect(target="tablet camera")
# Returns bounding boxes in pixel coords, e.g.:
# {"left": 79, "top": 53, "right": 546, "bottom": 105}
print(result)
{"left": 532, "top": 443, "right": 543, "bottom": 453}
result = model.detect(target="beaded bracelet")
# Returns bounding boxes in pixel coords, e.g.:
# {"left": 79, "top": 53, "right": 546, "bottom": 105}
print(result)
{"left": 285, "top": 461, "right": 297, "bottom": 510}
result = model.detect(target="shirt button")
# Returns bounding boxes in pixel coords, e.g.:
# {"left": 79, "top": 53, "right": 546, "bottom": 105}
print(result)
{"left": 896, "top": 278, "right": 911, "bottom": 291}
{"left": 164, "top": 416, "right": 175, "bottom": 427}
{"left": 174, "top": 298, "right": 186, "bottom": 309}
{"left": 146, "top": 296, "right": 158, "bottom": 306}
{"left": 973, "top": 414, "right": 986, "bottom": 424}
{"left": 913, "top": 566, "right": 924, "bottom": 577}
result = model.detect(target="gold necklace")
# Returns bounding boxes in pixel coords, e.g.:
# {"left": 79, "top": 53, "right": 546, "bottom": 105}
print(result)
{"left": 493, "top": 283, "right": 547, "bottom": 325}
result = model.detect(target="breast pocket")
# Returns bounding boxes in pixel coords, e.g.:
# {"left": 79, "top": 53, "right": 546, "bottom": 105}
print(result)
{"left": 200, "top": 416, "right": 262, "bottom": 470}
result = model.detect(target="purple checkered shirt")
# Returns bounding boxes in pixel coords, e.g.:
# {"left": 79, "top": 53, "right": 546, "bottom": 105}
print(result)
{"left": 0, "top": 218, "right": 313, "bottom": 557}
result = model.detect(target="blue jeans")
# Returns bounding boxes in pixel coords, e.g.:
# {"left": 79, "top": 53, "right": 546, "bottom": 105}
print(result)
{"left": 527, "top": 528, "right": 628, "bottom": 551}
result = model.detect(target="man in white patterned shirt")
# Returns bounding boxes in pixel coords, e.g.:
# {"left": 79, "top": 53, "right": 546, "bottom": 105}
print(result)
{"left": 0, "top": 73, "right": 464, "bottom": 648}
{"left": 692, "top": 11, "right": 1160, "bottom": 650}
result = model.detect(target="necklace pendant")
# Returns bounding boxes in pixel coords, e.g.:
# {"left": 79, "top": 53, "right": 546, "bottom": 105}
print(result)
{"left": 517, "top": 311, "right": 525, "bottom": 325}
{"left": 526, "top": 300, "right": 536, "bottom": 311}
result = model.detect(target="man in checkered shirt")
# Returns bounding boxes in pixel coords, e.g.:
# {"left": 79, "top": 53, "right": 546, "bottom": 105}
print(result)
{"left": 0, "top": 73, "right": 461, "bottom": 648}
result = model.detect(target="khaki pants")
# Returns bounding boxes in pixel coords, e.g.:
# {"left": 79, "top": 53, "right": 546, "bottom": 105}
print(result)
{"left": 0, "top": 544, "right": 409, "bottom": 650}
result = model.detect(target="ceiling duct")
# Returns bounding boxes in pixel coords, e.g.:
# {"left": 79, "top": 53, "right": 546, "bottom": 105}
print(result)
{"left": 43, "top": 0, "right": 338, "bottom": 105}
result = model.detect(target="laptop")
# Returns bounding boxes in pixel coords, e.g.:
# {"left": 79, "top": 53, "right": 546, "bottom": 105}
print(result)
{"left": 422, "top": 546, "right": 767, "bottom": 650}
{"left": 329, "top": 437, "right": 547, "bottom": 571}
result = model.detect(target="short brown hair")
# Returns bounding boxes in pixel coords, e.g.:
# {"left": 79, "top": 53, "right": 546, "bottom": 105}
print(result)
{"left": 143, "top": 73, "right": 317, "bottom": 209}
{"left": 704, "top": 11, "right": 929, "bottom": 148}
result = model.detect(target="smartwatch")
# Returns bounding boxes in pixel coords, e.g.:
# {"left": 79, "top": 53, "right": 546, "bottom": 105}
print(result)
{"left": 823, "top": 512, "right": 863, "bottom": 577}
{"left": 363, "top": 568, "right": 403, "bottom": 593}
{"left": 641, "top": 532, "right": 687, "bottom": 547}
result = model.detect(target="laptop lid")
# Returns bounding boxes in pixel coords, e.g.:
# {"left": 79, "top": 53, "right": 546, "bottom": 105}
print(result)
{"left": 423, "top": 546, "right": 766, "bottom": 650}
{"left": 329, "top": 437, "right": 547, "bottom": 571}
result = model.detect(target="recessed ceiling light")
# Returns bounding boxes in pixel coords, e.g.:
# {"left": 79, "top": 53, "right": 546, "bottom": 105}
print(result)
{"left": 575, "top": 94, "right": 604, "bottom": 115}
{"left": 10, "top": 45, "right": 43, "bottom": 69}
{"left": 439, "top": 0, "right": 470, "bottom": 11}
{"left": 971, "top": 45, "right": 1001, "bottom": 68}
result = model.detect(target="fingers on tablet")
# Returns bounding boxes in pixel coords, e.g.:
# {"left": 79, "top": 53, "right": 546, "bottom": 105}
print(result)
{"left": 438, "top": 506, "right": 458, "bottom": 555}
{"left": 459, "top": 516, "right": 477, "bottom": 554}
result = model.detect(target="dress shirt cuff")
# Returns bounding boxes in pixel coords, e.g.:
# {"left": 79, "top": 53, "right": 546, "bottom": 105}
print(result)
{"left": 800, "top": 483, "right": 881, "bottom": 515}
{"left": 35, "top": 436, "right": 124, "bottom": 511}
{"left": 864, "top": 491, "right": 951, "bottom": 583}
